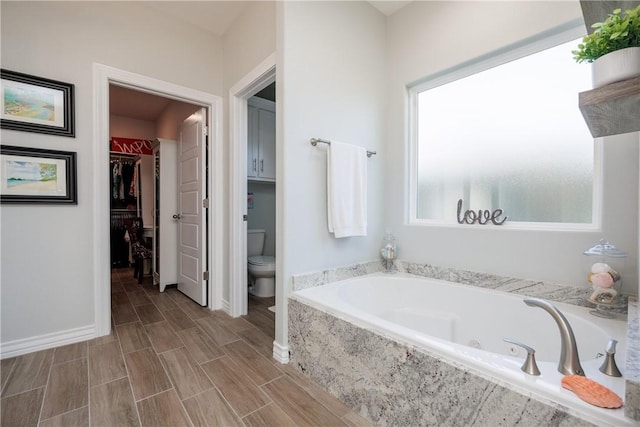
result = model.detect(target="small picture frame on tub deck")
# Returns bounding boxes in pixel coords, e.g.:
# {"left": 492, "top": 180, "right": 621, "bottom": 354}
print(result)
{"left": 1, "top": 145, "right": 77, "bottom": 204}
{"left": 0, "top": 69, "right": 75, "bottom": 137}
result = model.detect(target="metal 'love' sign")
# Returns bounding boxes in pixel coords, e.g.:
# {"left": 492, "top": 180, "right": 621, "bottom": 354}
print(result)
{"left": 456, "top": 199, "right": 507, "bottom": 225}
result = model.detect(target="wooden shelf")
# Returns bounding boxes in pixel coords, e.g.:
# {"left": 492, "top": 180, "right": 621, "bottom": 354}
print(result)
{"left": 579, "top": 76, "right": 640, "bottom": 138}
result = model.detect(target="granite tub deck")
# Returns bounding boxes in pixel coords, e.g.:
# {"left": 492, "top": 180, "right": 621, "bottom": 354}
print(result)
{"left": 289, "top": 261, "right": 640, "bottom": 426}
{"left": 289, "top": 298, "right": 591, "bottom": 427}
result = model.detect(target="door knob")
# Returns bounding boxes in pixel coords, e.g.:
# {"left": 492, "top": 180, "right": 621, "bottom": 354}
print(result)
{"left": 172, "top": 214, "right": 181, "bottom": 220}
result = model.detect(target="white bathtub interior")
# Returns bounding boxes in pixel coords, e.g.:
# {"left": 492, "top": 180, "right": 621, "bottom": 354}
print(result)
{"left": 292, "top": 273, "right": 633, "bottom": 426}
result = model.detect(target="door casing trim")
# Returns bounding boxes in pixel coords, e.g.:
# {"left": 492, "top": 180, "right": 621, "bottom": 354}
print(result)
{"left": 229, "top": 53, "right": 276, "bottom": 317}
{"left": 93, "top": 63, "right": 222, "bottom": 336}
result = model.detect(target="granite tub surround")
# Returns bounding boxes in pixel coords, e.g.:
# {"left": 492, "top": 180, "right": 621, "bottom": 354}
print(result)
{"left": 288, "top": 298, "right": 593, "bottom": 427}
{"left": 626, "top": 297, "right": 640, "bottom": 421}
{"left": 292, "top": 259, "right": 596, "bottom": 308}
{"left": 291, "top": 260, "right": 384, "bottom": 291}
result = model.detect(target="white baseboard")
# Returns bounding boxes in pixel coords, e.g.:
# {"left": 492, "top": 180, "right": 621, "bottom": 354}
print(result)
{"left": 272, "top": 340, "right": 289, "bottom": 364}
{"left": 1, "top": 325, "right": 96, "bottom": 360}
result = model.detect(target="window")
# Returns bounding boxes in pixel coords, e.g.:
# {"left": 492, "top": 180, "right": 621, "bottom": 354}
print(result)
{"left": 409, "top": 32, "right": 599, "bottom": 229}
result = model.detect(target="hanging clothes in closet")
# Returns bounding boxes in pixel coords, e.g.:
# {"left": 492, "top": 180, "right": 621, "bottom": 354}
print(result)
{"left": 110, "top": 154, "right": 139, "bottom": 267}
{"left": 110, "top": 156, "right": 137, "bottom": 209}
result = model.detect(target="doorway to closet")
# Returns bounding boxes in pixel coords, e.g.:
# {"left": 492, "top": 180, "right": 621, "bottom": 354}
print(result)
{"left": 94, "top": 64, "right": 223, "bottom": 337}
{"left": 108, "top": 84, "right": 207, "bottom": 308}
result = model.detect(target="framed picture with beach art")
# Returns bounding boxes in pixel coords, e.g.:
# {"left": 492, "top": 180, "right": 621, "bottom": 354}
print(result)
{"left": 1, "top": 69, "right": 75, "bottom": 137}
{"left": 1, "top": 145, "right": 77, "bottom": 204}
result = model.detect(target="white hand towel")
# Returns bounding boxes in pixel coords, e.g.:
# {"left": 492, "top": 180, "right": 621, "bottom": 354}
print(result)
{"left": 327, "top": 141, "right": 367, "bottom": 238}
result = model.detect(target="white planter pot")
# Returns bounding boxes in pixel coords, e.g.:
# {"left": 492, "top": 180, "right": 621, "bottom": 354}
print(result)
{"left": 592, "top": 46, "right": 640, "bottom": 88}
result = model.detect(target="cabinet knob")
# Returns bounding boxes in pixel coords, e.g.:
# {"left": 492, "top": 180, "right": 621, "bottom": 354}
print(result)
{"left": 260, "top": 159, "right": 264, "bottom": 172}
{"left": 172, "top": 214, "right": 181, "bottom": 220}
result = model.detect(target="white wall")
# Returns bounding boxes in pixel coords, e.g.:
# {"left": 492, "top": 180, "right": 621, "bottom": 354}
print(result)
{"left": 385, "top": 1, "right": 638, "bottom": 295}
{"left": 278, "top": 1, "right": 387, "bottom": 346}
{"left": 0, "top": 1, "right": 223, "bottom": 353}
{"left": 222, "top": 1, "right": 277, "bottom": 303}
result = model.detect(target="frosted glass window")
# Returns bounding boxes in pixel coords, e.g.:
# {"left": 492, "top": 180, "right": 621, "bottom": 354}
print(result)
{"left": 413, "top": 38, "right": 595, "bottom": 226}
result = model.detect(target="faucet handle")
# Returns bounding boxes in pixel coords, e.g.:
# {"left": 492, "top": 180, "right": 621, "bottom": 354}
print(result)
{"left": 599, "top": 339, "right": 622, "bottom": 377}
{"left": 503, "top": 338, "right": 541, "bottom": 376}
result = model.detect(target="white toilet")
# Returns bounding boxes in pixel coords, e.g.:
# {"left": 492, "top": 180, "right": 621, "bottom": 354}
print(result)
{"left": 247, "top": 229, "right": 276, "bottom": 297}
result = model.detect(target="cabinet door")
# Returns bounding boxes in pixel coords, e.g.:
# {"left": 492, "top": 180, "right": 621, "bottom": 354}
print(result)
{"left": 257, "top": 108, "right": 276, "bottom": 180}
{"left": 247, "top": 105, "right": 258, "bottom": 179}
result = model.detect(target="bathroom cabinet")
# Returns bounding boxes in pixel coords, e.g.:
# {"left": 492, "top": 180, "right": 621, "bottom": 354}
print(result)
{"left": 152, "top": 138, "right": 178, "bottom": 291}
{"left": 579, "top": 76, "right": 640, "bottom": 138}
{"left": 247, "top": 97, "right": 276, "bottom": 182}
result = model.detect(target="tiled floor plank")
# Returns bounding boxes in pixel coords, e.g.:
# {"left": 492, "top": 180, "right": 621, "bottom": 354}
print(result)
{"left": 175, "top": 327, "right": 225, "bottom": 364}
{"left": 262, "top": 376, "right": 348, "bottom": 427}
{"left": 134, "top": 304, "right": 165, "bottom": 325}
{"left": 200, "top": 356, "right": 271, "bottom": 417}
{"left": 0, "top": 387, "right": 45, "bottom": 427}
{"left": 112, "top": 302, "right": 140, "bottom": 325}
{"left": 194, "top": 316, "right": 240, "bottom": 347}
{"left": 126, "top": 290, "right": 152, "bottom": 307}
{"left": 144, "top": 291, "right": 179, "bottom": 312}
{"left": 0, "top": 357, "right": 18, "bottom": 394}
{"left": 209, "top": 310, "right": 255, "bottom": 332}
{"left": 90, "top": 377, "right": 139, "bottom": 427}
{"left": 144, "top": 321, "right": 183, "bottom": 353}
{"left": 1, "top": 349, "right": 53, "bottom": 397}
{"left": 88, "top": 341, "right": 127, "bottom": 386}
{"left": 182, "top": 388, "right": 244, "bottom": 427}
{"left": 223, "top": 339, "right": 283, "bottom": 386}
{"left": 136, "top": 389, "right": 192, "bottom": 427}
{"left": 159, "top": 347, "right": 213, "bottom": 400}
{"left": 124, "top": 348, "right": 172, "bottom": 400}
{"left": 39, "top": 406, "right": 89, "bottom": 427}
{"left": 52, "top": 342, "right": 87, "bottom": 364}
{"left": 163, "top": 307, "right": 197, "bottom": 331}
{"left": 279, "top": 362, "right": 353, "bottom": 418}
{"left": 242, "top": 402, "right": 297, "bottom": 427}
{"left": 235, "top": 326, "right": 275, "bottom": 359}
{"left": 41, "top": 358, "right": 88, "bottom": 420}
{"left": 116, "top": 322, "right": 152, "bottom": 354}
{"left": 177, "top": 301, "right": 211, "bottom": 320}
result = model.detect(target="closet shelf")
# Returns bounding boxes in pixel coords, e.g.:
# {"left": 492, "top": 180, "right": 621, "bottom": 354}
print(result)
{"left": 579, "top": 76, "right": 640, "bottom": 138}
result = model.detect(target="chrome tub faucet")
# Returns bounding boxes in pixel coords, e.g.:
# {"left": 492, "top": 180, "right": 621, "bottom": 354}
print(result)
{"left": 524, "top": 298, "right": 584, "bottom": 376}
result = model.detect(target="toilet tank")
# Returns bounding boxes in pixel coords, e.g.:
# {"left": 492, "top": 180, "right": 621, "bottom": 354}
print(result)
{"left": 247, "top": 229, "right": 265, "bottom": 257}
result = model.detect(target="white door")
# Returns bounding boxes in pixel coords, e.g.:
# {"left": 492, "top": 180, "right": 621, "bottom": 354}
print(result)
{"left": 177, "top": 109, "right": 207, "bottom": 305}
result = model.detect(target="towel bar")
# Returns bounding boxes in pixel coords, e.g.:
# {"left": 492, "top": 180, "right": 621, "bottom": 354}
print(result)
{"left": 310, "top": 138, "right": 376, "bottom": 158}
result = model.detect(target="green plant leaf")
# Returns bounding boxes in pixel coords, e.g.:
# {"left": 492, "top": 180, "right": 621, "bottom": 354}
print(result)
{"left": 574, "top": 4, "right": 640, "bottom": 63}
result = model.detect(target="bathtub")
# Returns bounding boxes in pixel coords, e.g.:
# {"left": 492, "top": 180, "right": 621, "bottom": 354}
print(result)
{"left": 291, "top": 273, "right": 633, "bottom": 426}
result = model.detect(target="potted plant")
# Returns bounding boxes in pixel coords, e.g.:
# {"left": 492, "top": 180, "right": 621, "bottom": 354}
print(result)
{"left": 572, "top": 4, "right": 640, "bottom": 88}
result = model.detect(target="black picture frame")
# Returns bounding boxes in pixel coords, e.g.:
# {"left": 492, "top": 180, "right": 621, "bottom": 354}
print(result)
{"left": 1, "top": 145, "right": 77, "bottom": 204}
{"left": 1, "top": 69, "right": 75, "bottom": 137}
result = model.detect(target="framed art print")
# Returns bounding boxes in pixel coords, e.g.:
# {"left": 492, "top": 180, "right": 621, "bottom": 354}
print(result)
{"left": 1, "top": 69, "right": 75, "bottom": 137}
{"left": 1, "top": 145, "right": 77, "bottom": 204}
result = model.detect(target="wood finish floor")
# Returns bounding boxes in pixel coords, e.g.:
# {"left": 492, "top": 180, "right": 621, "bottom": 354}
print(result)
{"left": 1, "top": 268, "right": 371, "bottom": 427}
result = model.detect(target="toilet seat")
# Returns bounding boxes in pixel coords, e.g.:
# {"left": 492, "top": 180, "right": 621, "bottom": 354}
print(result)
{"left": 248, "top": 255, "right": 275, "bottom": 269}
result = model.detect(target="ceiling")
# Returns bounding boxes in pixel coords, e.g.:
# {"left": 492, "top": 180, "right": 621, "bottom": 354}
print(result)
{"left": 142, "top": 1, "right": 251, "bottom": 37}
{"left": 111, "top": 1, "right": 410, "bottom": 120}
{"left": 109, "top": 85, "right": 175, "bottom": 121}
{"left": 142, "top": 1, "right": 411, "bottom": 38}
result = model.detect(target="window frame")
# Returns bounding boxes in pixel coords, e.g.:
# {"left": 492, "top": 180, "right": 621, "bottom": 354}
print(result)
{"left": 407, "top": 21, "right": 602, "bottom": 232}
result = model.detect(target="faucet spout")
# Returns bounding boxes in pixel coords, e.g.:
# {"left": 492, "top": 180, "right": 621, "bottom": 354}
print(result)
{"left": 524, "top": 298, "right": 584, "bottom": 376}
